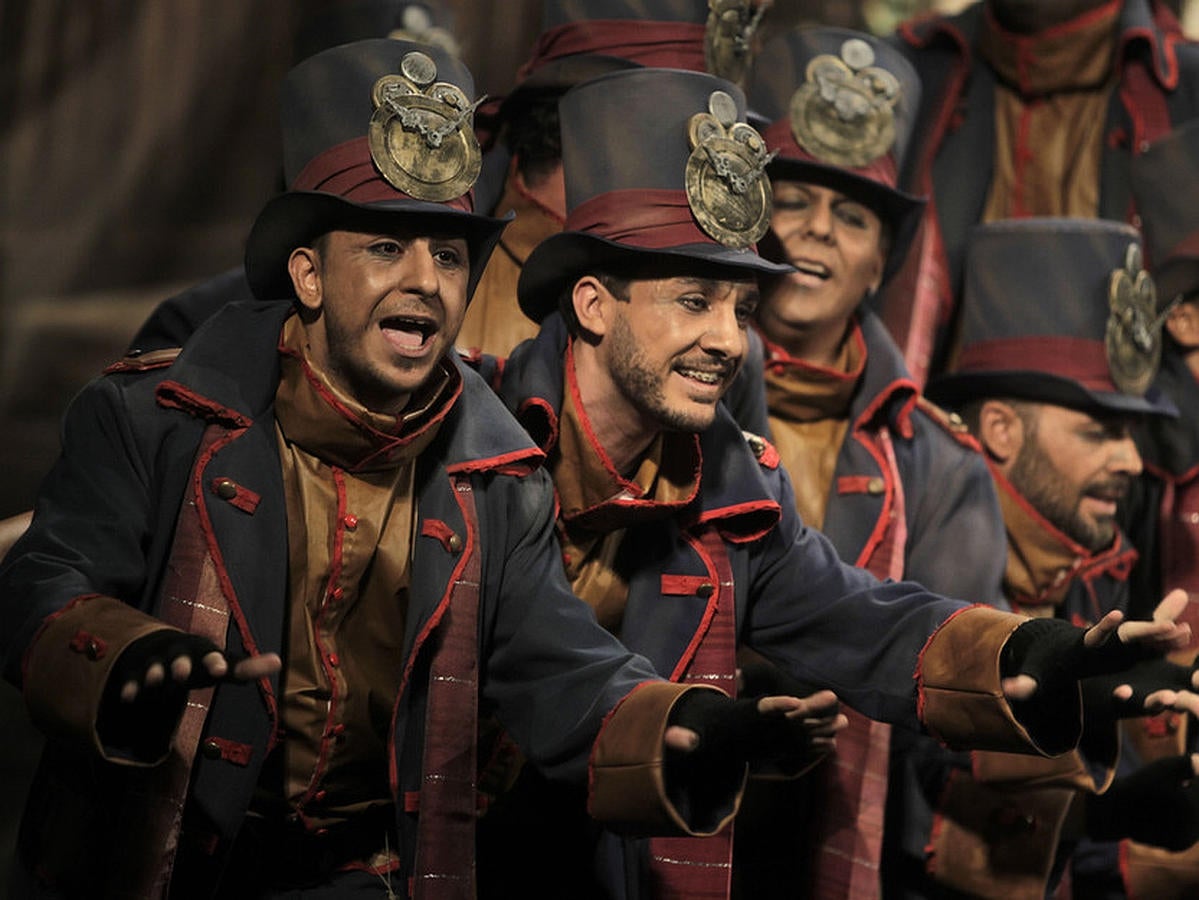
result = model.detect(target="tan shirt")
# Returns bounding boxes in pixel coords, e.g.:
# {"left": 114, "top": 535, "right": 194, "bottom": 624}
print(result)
{"left": 979, "top": 3, "right": 1120, "bottom": 221}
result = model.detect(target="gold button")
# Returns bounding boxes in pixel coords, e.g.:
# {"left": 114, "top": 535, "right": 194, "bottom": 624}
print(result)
{"left": 448, "top": 534, "right": 463, "bottom": 553}
{"left": 213, "top": 478, "right": 238, "bottom": 500}
{"left": 866, "top": 477, "right": 885, "bottom": 495}
{"left": 201, "top": 739, "right": 222, "bottom": 760}
{"left": 696, "top": 583, "right": 715, "bottom": 599}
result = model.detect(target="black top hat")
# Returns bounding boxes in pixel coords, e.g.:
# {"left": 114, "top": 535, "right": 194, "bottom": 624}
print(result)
{"left": 499, "top": 0, "right": 719, "bottom": 127}
{"left": 926, "top": 218, "right": 1176, "bottom": 418}
{"left": 244, "top": 39, "right": 509, "bottom": 302}
{"left": 1132, "top": 117, "right": 1199, "bottom": 305}
{"left": 744, "top": 27, "right": 925, "bottom": 282}
{"left": 293, "top": 3, "right": 461, "bottom": 64}
{"left": 517, "top": 67, "right": 793, "bottom": 322}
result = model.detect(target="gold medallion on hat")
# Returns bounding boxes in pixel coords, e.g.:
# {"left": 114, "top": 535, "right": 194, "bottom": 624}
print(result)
{"left": 1106, "top": 243, "right": 1162, "bottom": 396}
{"left": 685, "top": 90, "right": 775, "bottom": 249}
{"left": 368, "top": 51, "right": 482, "bottom": 202}
{"left": 789, "top": 38, "right": 900, "bottom": 168}
{"left": 704, "top": 0, "right": 771, "bottom": 87}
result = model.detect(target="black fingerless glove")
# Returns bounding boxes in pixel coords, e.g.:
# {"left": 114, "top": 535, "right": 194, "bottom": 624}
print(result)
{"left": 97, "top": 630, "right": 223, "bottom": 761}
{"left": 1086, "top": 755, "right": 1199, "bottom": 852}
{"left": 1082, "top": 657, "right": 1198, "bottom": 720}
{"left": 1001, "top": 617, "right": 1154, "bottom": 753}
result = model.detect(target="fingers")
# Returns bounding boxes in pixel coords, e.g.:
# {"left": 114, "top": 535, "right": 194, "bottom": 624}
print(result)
{"left": 118, "top": 650, "right": 280, "bottom": 703}
{"left": 756, "top": 690, "right": 838, "bottom": 719}
{"left": 1083, "top": 610, "right": 1124, "bottom": 648}
{"left": 230, "top": 652, "right": 282, "bottom": 681}
{"left": 1190, "top": 752, "right": 1199, "bottom": 779}
{"left": 1002, "top": 673, "right": 1039, "bottom": 701}
{"left": 1154, "top": 589, "right": 1189, "bottom": 624}
{"left": 664, "top": 725, "right": 700, "bottom": 753}
{"left": 1168, "top": 691, "right": 1199, "bottom": 719}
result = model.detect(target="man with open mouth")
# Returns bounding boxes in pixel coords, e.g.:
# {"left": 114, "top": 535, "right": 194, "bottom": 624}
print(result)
{"left": 926, "top": 217, "right": 1199, "bottom": 898}
{"left": 0, "top": 38, "right": 838, "bottom": 900}
{"left": 473, "top": 64, "right": 1199, "bottom": 900}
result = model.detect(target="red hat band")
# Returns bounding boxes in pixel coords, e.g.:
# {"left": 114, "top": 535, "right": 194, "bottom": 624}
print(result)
{"left": 955, "top": 336, "right": 1119, "bottom": 393}
{"left": 291, "top": 136, "right": 474, "bottom": 212}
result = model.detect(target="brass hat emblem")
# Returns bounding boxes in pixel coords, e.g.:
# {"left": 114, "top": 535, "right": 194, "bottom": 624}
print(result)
{"left": 368, "top": 51, "right": 483, "bottom": 202}
{"left": 685, "top": 90, "right": 775, "bottom": 249}
{"left": 789, "top": 38, "right": 900, "bottom": 168}
{"left": 1106, "top": 243, "right": 1164, "bottom": 396}
{"left": 704, "top": 0, "right": 772, "bottom": 87}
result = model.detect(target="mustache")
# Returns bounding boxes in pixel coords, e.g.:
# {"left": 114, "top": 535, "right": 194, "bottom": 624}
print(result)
{"left": 1083, "top": 475, "right": 1132, "bottom": 502}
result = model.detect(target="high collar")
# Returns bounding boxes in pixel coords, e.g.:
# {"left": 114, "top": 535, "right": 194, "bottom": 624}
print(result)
{"left": 274, "top": 315, "right": 458, "bottom": 473}
{"left": 500, "top": 312, "right": 781, "bottom": 539}
{"left": 759, "top": 320, "right": 865, "bottom": 423}
{"left": 992, "top": 460, "right": 1137, "bottom": 610}
{"left": 978, "top": 1, "right": 1121, "bottom": 95}
{"left": 899, "top": 0, "right": 1182, "bottom": 93}
{"left": 552, "top": 339, "right": 701, "bottom": 533}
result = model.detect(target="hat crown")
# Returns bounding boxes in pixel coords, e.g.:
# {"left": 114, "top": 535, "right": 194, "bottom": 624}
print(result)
{"left": 959, "top": 218, "right": 1165, "bottom": 398}
{"left": 746, "top": 26, "right": 920, "bottom": 174}
{"left": 560, "top": 67, "right": 747, "bottom": 210}
{"left": 279, "top": 38, "right": 477, "bottom": 191}
{"left": 543, "top": 0, "right": 708, "bottom": 27}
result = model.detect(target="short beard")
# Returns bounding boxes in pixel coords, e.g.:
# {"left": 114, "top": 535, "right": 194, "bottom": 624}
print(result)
{"left": 607, "top": 312, "right": 717, "bottom": 434}
{"left": 1007, "top": 438, "right": 1116, "bottom": 552}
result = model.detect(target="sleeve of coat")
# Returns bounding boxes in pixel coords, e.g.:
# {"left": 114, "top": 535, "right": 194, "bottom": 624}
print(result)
{"left": 588, "top": 682, "right": 743, "bottom": 837}
{"left": 22, "top": 594, "right": 185, "bottom": 765}
{"left": 917, "top": 606, "right": 1083, "bottom": 756}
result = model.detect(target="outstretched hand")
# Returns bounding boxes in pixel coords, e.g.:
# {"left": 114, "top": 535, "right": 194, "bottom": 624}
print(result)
{"left": 1002, "top": 589, "right": 1194, "bottom": 702}
{"left": 663, "top": 690, "right": 847, "bottom": 767}
{"left": 115, "top": 630, "right": 281, "bottom": 702}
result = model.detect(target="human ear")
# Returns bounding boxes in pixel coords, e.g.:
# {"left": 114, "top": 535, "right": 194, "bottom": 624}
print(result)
{"left": 288, "top": 247, "right": 322, "bottom": 312}
{"left": 978, "top": 400, "right": 1025, "bottom": 467}
{"left": 571, "top": 276, "right": 610, "bottom": 339}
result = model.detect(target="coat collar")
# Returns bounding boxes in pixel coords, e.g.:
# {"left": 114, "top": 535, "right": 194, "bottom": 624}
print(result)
{"left": 900, "top": 0, "right": 1180, "bottom": 91}
{"left": 156, "top": 298, "right": 544, "bottom": 475}
{"left": 500, "top": 312, "right": 780, "bottom": 538}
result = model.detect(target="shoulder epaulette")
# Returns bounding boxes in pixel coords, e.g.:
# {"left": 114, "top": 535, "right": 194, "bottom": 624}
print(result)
{"left": 103, "top": 347, "right": 181, "bottom": 375}
{"left": 914, "top": 396, "right": 983, "bottom": 452}
{"left": 742, "top": 431, "right": 780, "bottom": 470}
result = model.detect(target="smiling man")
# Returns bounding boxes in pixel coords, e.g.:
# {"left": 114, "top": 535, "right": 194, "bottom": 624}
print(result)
{"left": 469, "top": 66, "right": 1197, "bottom": 900}
{"left": 0, "top": 40, "right": 835, "bottom": 900}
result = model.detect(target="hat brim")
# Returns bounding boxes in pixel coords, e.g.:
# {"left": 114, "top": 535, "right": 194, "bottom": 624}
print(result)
{"left": 517, "top": 231, "right": 795, "bottom": 323}
{"left": 925, "top": 370, "right": 1178, "bottom": 419}
{"left": 766, "top": 157, "right": 925, "bottom": 283}
{"left": 245, "top": 191, "right": 511, "bottom": 302}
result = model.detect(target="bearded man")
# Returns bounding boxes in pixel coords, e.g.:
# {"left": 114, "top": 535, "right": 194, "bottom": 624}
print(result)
{"left": 927, "top": 217, "right": 1199, "bottom": 898}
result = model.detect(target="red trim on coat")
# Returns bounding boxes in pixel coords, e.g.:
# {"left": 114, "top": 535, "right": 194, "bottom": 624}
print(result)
{"left": 156, "top": 381, "right": 253, "bottom": 429}
{"left": 695, "top": 500, "right": 781, "bottom": 544}
{"left": 586, "top": 680, "right": 665, "bottom": 812}
{"left": 1144, "top": 457, "right": 1199, "bottom": 487}
{"left": 22, "top": 595, "right": 118, "bottom": 693}
{"left": 660, "top": 574, "right": 713, "bottom": 596}
{"left": 188, "top": 424, "right": 279, "bottom": 743}
{"left": 445, "top": 446, "right": 544, "bottom": 476}
{"left": 1116, "top": 26, "right": 1180, "bottom": 91}
{"left": 388, "top": 474, "right": 479, "bottom": 796}
{"left": 299, "top": 468, "right": 350, "bottom": 808}
{"left": 209, "top": 478, "right": 260, "bottom": 514}
{"left": 913, "top": 603, "right": 990, "bottom": 738}
{"left": 516, "top": 396, "right": 560, "bottom": 454}
{"left": 276, "top": 343, "right": 465, "bottom": 473}
{"left": 420, "top": 518, "right": 459, "bottom": 553}
{"left": 202, "top": 736, "right": 253, "bottom": 767}
{"left": 666, "top": 531, "right": 723, "bottom": 684}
